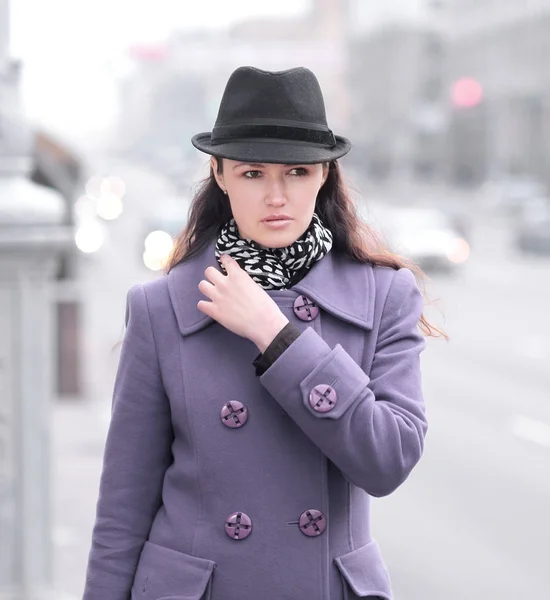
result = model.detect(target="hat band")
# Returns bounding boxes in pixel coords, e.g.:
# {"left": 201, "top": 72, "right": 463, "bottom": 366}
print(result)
{"left": 211, "top": 123, "right": 336, "bottom": 147}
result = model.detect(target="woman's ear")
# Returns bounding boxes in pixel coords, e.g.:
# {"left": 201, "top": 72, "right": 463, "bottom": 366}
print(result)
{"left": 211, "top": 157, "right": 226, "bottom": 192}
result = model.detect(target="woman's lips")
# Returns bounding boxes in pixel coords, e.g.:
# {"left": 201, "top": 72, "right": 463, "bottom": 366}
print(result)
{"left": 262, "top": 219, "right": 293, "bottom": 229}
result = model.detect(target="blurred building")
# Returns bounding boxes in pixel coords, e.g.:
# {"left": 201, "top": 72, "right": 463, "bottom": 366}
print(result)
{"left": 115, "top": 0, "right": 353, "bottom": 186}
{"left": 348, "top": 0, "right": 447, "bottom": 182}
{"left": 445, "top": 0, "right": 550, "bottom": 187}
{"left": 349, "top": 0, "right": 429, "bottom": 35}
{"left": 115, "top": 47, "right": 209, "bottom": 186}
{"left": 1, "top": 1, "right": 85, "bottom": 400}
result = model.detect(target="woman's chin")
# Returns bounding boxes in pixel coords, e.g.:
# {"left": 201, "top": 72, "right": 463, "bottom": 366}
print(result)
{"left": 255, "top": 231, "right": 296, "bottom": 249}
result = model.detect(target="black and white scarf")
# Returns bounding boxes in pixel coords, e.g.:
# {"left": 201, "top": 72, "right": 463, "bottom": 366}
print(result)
{"left": 215, "top": 212, "right": 333, "bottom": 290}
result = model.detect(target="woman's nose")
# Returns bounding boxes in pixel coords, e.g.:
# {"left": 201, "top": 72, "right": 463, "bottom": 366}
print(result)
{"left": 265, "top": 177, "right": 287, "bottom": 205}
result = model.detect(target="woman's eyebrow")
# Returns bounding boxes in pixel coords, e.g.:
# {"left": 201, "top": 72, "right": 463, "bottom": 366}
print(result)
{"left": 233, "top": 163, "right": 306, "bottom": 170}
{"left": 233, "top": 162, "right": 266, "bottom": 169}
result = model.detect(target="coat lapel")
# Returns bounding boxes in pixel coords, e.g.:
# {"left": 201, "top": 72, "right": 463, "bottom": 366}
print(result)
{"left": 167, "top": 237, "right": 375, "bottom": 338}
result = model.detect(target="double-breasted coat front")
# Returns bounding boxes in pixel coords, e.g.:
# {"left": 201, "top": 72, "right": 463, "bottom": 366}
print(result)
{"left": 82, "top": 237, "right": 427, "bottom": 600}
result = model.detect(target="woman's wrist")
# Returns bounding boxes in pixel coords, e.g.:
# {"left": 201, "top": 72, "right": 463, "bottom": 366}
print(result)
{"left": 252, "top": 313, "right": 290, "bottom": 353}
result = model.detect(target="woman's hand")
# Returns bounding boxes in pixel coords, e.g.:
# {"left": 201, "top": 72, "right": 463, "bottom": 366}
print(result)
{"left": 197, "top": 254, "right": 289, "bottom": 352}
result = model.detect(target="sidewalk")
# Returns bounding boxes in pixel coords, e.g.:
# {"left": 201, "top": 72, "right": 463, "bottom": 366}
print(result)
{"left": 52, "top": 397, "right": 110, "bottom": 600}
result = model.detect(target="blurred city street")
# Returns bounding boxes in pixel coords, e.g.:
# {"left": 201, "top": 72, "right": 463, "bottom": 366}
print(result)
{"left": 2, "top": 1, "right": 550, "bottom": 599}
{"left": 375, "top": 222, "right": 550, "bottom": 599}
{"left": 51, "top": 174, "right": 550, "bottom": 599}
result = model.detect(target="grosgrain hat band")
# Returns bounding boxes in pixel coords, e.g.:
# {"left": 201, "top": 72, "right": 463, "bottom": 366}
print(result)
{"left": 210, "top": 123, "right": 337, "bottom": 147}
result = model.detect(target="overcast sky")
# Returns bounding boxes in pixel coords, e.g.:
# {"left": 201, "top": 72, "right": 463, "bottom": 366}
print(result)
{"left": 10, "top": 0, "right": 312, "bottom": 59}
{"left": 8, "top": 0, "right": 311, "bottom": 134}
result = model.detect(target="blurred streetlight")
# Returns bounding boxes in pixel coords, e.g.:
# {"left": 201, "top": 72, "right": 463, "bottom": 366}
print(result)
{"left": 84, "top": 175, "right": 126, "bottom": 220}
{"left": 75, "top": 221, "right": 105, "bottom": 253}
{"left": 143, "top": 229, "right": 174, "bottom": 271}
{"left": 96, "top": 191, "right": 123, "bottom": 220}
{"left": 106, "top": 175, "right": 126, "bottom": 198}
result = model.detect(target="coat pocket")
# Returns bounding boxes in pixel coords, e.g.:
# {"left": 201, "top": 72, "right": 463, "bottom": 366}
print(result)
{"left": 333, "top": 539, "right": 392, "bottom": 600}
{"left": 131, "top": 540, "right": 216, "bottom": 600}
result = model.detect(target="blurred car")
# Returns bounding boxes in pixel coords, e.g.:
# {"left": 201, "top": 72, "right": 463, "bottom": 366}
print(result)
{"left": 359, "top": 203, "right": 471, "bottom": 274}
{"left": 480, "top": 175, "right": 546, "bottom": 217}
{"left": 438, "top": 202, "right": 473, "bottom": 245}
{"left": 513, "top": 197, "right": 550, "bottom": 255}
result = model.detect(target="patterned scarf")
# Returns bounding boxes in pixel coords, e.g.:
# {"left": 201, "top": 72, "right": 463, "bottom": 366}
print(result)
{"left": 215, "top": 212, "right": 333, "bottom": 290}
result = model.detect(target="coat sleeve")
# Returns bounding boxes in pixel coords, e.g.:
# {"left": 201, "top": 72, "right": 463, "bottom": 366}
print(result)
{"left": 259, "top": 267, "right": 427, "bottom": 498}
{"left": 83, "top": 284, "right": 173, "bottom": 600}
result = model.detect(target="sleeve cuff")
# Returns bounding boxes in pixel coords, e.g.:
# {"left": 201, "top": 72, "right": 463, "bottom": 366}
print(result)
{"left": 252, "top": 322, "right": 302, "bottom": 376}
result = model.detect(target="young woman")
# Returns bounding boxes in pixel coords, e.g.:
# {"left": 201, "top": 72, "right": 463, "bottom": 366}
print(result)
{"left": 83, "top": 66, "right": 442, "bottom": 600}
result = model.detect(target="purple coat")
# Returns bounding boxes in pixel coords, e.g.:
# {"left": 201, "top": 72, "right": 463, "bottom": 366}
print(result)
{"left": 83, "top": 237, "right": 427, "bottom": 600}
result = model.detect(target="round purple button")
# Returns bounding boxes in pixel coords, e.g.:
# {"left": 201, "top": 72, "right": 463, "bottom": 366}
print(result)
{"left": 309, "top": 384, "right": 337, "bottom": 413}
{"left": 299, "top": 509, "right": 327, "bottom": 537}
{"left": 225, "top": 512, "right": 253, "bottom": 540}
{"left": 293, "top": 295, "right": 319, "bottom": 321}
{"left": 221, "top": 401, "right": 248, "bottom": 428}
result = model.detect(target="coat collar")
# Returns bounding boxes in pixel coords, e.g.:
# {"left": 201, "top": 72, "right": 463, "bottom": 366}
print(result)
{"left": 167, "top": 237, "right": 375, "bottom": 338}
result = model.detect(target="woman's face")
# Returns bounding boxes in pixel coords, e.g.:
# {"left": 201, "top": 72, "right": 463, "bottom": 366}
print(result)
{"left": 212, "top": 158, "right": 329, "bottom": 248}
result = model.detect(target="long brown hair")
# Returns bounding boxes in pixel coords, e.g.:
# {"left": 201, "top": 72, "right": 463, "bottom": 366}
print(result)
{"left": 166, "top": 159, "right": 447, "bottom": 339}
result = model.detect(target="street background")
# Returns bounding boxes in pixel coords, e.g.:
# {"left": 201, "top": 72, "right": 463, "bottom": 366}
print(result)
{"left": 1, "top": 1, "right": 549, "bottom": 599}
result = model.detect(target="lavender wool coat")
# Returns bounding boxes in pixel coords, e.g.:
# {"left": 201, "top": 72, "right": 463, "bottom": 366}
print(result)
{"left": 83, "top": 237, "right": 427, "bottom": 600}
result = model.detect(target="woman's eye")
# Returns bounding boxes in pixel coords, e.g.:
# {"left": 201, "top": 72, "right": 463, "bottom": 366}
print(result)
{"left": 244, "top": 170, "right": 262, "bottom": 178}
{"left": 289, "top": 168, "right": 308, "bottom": 176}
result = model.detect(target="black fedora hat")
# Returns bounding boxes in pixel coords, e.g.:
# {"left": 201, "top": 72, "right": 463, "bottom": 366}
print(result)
{"left": 191, "top": 66, "right": 351, "bottom": 164}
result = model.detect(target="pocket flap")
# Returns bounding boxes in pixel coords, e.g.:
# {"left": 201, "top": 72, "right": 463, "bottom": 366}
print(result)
{"left": 333, "top": 539, "right": 392, "bottom": 599}
{"left": 132, "top": 541, "right": 216, "bottom": 600}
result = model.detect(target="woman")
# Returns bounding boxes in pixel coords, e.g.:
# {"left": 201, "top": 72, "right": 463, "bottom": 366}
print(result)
{"left": 83, "top": 66, "right": 443, "bottom": 600}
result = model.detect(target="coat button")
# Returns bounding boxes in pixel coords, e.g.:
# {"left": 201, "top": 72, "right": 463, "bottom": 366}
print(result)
{"left": 221, "top": 401, "right": 248, "bottom": 428}
{"left": 293, "top": 295, "right": 319, "bottom": 321}
{"left": 309, "top": 384, "right": 337, "bottom": 413}
{"left": 225, "top": 512, "right": 253, "bottom": 540}
{"left": 299, "top": 509, "right": 327, "bottom": 537}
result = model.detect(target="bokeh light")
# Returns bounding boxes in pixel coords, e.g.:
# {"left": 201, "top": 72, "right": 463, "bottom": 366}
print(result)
{"left": 75, "top": 221, "right": 105, "bottom": 253}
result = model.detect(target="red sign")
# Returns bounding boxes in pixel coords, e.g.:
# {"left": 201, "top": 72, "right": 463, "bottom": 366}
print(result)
{"left": 451, "top": 78, "right": 484, "bottom": 108}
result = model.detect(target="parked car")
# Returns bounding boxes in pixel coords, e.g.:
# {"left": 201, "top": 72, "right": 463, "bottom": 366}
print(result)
{"left": 359, "top": 203, "right": 471, "bottom": 274}
{"left": 513, "top": 198, "right": 550, "bottom": 256}
{"left": 479, "top": 175, "right": 546, "bottom": 217}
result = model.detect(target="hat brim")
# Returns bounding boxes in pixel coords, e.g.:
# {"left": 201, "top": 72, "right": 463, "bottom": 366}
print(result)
{"left": 191, "top": 132, "right": 352, "bottom": 164}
